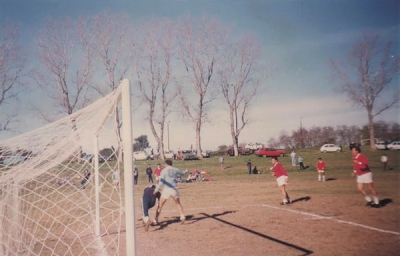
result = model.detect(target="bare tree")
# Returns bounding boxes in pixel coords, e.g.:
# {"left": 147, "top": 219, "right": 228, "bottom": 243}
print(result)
{"left": 90, "top": 12, "right": 136, "bottom": 161}
{"left": 35, "top": 17, "right": 93, "bottom": 118}
{"left": 177, "top": 15, "right": 229, "bottom": 158}
{"left": 35, "top": 17, "right": 94, "bottom": 161}
{"left": 0, "top": 20, "right": 28, "bottom": 133}
{"left": 135, "top": 18, "right": 177, "bottom": 160}
{"left": 332, "top": 32, "right": 400, "bottom": 149}
{"left": 218, "top": 33, "right": 265, "bottom": 156}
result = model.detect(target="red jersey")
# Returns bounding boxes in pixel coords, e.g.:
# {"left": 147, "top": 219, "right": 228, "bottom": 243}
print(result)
{"left": 272, "top": 162, "right": 288, "bottom": 178}
{"left": 317, "top": 161, "right": 326, "bottom": 171}
{"left": 353, "top": 153, "right": 371, "bottom": 176}
{"left": 153, "top": 167, "right": 162, "bottom": 177}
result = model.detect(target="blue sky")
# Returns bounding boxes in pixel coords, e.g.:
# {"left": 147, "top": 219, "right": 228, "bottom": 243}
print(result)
{"left": 0, "top": 0, "right": 399, "bottom": 151}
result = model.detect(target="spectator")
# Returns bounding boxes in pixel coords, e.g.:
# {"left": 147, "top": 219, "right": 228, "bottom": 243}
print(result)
{"left": 146, "top": 164, "right": 154, "bottom": 184}
{"left": 186, "top": 172, "right": 197, "bottom": 182}
{"left": 219, "top": 156, "right": 224, "bottom": 170}
{"left": 112, "top": 170, "right": 120, "bottom": 186}
{"left": 81, "top": 169, "right": 91, "bottom": 189}
{"left": 380, "top": 154, "right": 388, "bottom": 172}
{"left": 298, "top": 155, "right": 305, "bottom": 170}
{"left": 133, "top": 166, "right": 139, "bottom": 185}
{"left": 247, "top": 159, "right": 252, "bottom": 175}
{"left": 252, "top": 166, "right": 259, "bottom": 174}
{"left": 290, "top": 150, "right": 296, "bottom": 166}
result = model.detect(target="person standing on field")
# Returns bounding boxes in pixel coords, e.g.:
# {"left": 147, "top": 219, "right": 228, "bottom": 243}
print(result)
{"left": 133, "top": 166, "right": 139, "bottom": 185}
{"left": 317, "top": 158, "right": 326, "bottom": 182}
{"left": 380, "top": 154, "right": 388, "bottom": 172}
{"left": 219, "top": 156, "right": 224, "bottom": 170}
{"left": 153, "top": 160, "right": 188, "bottom": 224}
{"left": 247, "top": 159, "right": 252, "bottom": 175}
{"left": 153, "top": 163, "right": 162, "bottom": 184}
{"left": 351, "top": 147, "right": 380, "bottom": 208}
{"left": 146, "top": 164, "right": 154, "bottom": 184}
{"left": 290, "top": 150, "right": 296, "bottom": 166}
{"left": 270, "top": 157, "right": 291, "bottom": 205}
{"left": 298, "top": 155, "right": 305, "bottom": 170}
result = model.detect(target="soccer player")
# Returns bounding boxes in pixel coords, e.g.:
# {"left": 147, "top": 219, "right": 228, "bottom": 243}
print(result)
{"left": 153, "top": 160, "right": 188, "bottom": 224}
{"left": 317, "top": 158, "right": 326, "bottom": 182}
{"left": 153, "top": 163, "right": 162, "bottom": 184}
{"left": 142, "top": 185, "right": 161, "bottom": 231}
{"left": 351, "top": 146, "right": 380, "bottom": 208}
{"left": 270, "top": 157, "right": 291, "bottom": 205}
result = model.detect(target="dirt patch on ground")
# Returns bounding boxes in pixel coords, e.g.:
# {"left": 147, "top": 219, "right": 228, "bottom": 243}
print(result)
{"left": 125, "top": 172, "right": 399, "bottom": 256}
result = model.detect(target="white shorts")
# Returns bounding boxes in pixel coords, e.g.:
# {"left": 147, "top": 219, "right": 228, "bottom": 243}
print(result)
{"left": 276, "top": 176, "right": 288, "bottom": 186}
{"left": 357, "top": 172, "right": 373, "bottom": 183}
{"left": 161, "top": 187, "right": 180, "bottom": 199}
{"left": 318, "top": 170, "right": 325, "bottom": 173}
{"left": 155, "top": 176, "right": 160, "bottom": 181}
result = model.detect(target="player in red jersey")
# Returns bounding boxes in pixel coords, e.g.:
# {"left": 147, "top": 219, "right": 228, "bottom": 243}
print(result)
{"left": 317, "top": 158, "right": 326, "bottom": 182}
{"left": 351, "top": 147, "right": 380, "bottom": 208}
{"left": 153, "top": 163, "right": 162, "bottom": 184}
{"left": 270, "top": 157, "right": 291, "bottom": 205}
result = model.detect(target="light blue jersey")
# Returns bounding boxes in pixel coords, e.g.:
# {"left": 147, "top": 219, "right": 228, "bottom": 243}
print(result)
{"left": 155, "top": 165, "right": 186, "bottom": 191}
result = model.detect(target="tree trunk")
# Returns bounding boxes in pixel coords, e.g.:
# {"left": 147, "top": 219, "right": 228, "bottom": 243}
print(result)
{"left": 368, "top": 109, "right": 376, "bottom": 150}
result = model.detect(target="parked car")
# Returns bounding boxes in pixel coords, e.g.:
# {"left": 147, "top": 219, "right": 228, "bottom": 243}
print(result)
{"left": 181, "top": 150, "right": 199, "bottom": 160}
{"left": 133, "top": 151, "right": 153, "bottom": 160}
{"left": 375, "top": 142, "right": 387, "bottom": 150}
{"left": 254, "top": 147, "right": 286, "bottom": 157}
{"left": 245, "top": 142, "right": 264, "bottom": 150}
{"left": 387, "top": 141, "right": 400, "bottom": 150}
{"left": 320, "top": 144, "right": 341, "bottom": 153}
{"left": 164, "top": 150, "right": 175, "bottom": 159}
{"left": 83, "top": 154, "right": 94, "bottom": 163}
{"left": 201, "top": 150, "right": 211, "bottom": 158}
{"left": 226, "top": 147, "right": 251, "bottom": 156}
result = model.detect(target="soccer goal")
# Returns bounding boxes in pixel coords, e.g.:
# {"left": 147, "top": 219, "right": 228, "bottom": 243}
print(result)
{"left": 0, "top": 79, "right": 136, "bottom": 256}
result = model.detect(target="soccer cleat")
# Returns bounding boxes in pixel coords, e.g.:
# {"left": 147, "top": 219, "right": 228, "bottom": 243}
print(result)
{"left": 180, "top": 216, "right": 186, "bottom": 224}
{"left": 280, "top": 202, "right": 288, "bottom": 205}
{"left": 144, "top": 220, "right": 151, "bottom": 232}
{"left": 371, "top": 203, "right": 381, "bottom": 208}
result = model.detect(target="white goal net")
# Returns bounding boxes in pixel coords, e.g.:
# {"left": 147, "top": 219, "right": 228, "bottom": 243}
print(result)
{"left": 0, "top": 80, "right": 135, "bottom": 256}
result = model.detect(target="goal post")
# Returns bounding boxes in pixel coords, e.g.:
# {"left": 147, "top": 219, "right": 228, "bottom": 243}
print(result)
{"left": 0, "top": 79, "right": 136, "bottom": 256}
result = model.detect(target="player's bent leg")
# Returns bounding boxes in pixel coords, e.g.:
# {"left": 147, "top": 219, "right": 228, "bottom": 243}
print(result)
{"left": 173, "top": 197, "right": 186, "bottom": 224}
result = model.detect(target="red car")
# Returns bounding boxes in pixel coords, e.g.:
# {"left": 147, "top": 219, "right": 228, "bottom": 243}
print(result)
{"left": 254, "top": 147, "right": 286, "bottom": 157}
{"left": 226, "top": 147, "right": 251, "bottom": 156}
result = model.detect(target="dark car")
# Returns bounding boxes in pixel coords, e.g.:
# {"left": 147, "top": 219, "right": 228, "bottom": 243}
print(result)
{"left": 226, "top": 147, "right": 251, "bottom": 156}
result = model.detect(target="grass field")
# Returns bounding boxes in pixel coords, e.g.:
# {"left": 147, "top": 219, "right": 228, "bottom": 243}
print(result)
{"left": 129, "top": 147, "right": 399, "bottom": 256}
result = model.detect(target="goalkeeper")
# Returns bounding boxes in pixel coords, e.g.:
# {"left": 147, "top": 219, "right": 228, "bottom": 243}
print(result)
{"left": 142, "top": 185, "right": 161, "bottom": 231}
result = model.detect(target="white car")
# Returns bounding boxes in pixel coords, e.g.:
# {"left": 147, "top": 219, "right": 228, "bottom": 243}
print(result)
{"left": 387, "top": 141, "right": 400, "bottom": 150}
{"left": 375, "top": 142, "right": 387, "bottom": 150}
{"left": 164, "top": 150, "right": 175, "bottom": 159}
{"left": 245, "top": 142, "right": 264, "bottom": 150}
{"left": 320, "top": 144, "right": 341, "bottom": 153}
{"left": 133, "top": 151, "right": 152, "bottom": 160}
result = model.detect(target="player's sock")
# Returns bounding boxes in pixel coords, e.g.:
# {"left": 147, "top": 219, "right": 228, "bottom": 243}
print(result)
{"left": 322, "top": 175, "right": 325, "bottom": 182}
{"left": 373, "top": 196, "right": 379, "bottom": 205}
{"left": 318, "top": 175, "right": 321, "bottom": 181}
{"left": 143, "top": 216, "right": 149, "bottom": 223}
{"left": 365, "top": 196, "right": 372, "bottom": 202}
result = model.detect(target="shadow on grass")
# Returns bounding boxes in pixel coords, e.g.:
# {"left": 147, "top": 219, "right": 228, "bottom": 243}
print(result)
{"left": 291, "top": 196, "right": 311, "bottom": 204}
{"left": 379, "top": 198, "right": 393, "bottom": 207}
{"left": 199, "top": 212, "right": 313, "bottom": 255}
{"left": 326, "top": 178, "right": 337, "bottom": 181}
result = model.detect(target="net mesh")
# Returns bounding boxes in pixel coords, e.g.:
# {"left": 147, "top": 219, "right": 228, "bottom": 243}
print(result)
{"left": 0, "top": 85, "right": 127, "bottom": 256}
